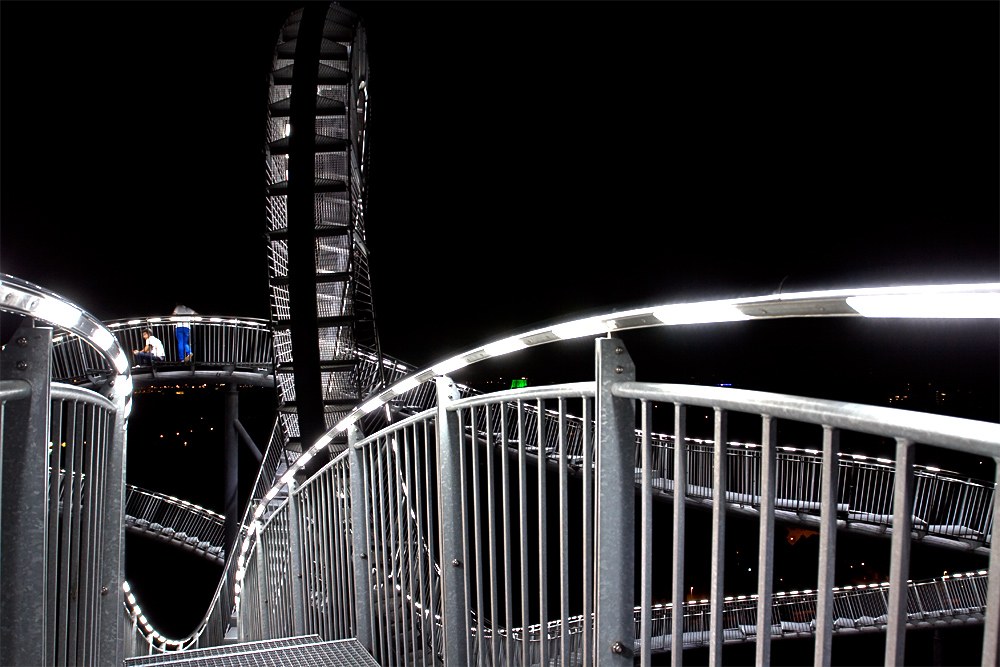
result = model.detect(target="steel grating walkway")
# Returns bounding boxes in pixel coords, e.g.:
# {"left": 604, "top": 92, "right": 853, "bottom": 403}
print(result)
{"left": 124, "top": 635, "right": 378, "bottom": 667}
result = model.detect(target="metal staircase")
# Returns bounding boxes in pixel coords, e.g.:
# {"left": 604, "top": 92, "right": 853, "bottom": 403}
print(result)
{"left": 264, "top": 3, "right": 382, "bottom": 459}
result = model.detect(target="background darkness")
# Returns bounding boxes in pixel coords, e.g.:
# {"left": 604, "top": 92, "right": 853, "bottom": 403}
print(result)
{"left": 1, "top": 0, "right": 997, "bottom": 651}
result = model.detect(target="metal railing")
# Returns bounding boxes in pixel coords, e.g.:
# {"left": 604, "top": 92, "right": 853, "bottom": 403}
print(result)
{"left": 122, "top": 415, "right": 290, "bottom": 655}
{"left": 117, "top": 283, "right": 999, "bottom": 664}
{"left": 234, "top": 354, "right": 1000, "bottom": 666}
{"left": 1, "top": 274, "right": 131, "bottom": 667}
{"left": 124, "top": 485, "right": 226, "bottom": 562}
{"left": 359, "top": 352, "right": 998, "bottom": 553}
{"left": 51, "top": 316, "right": 273, "bottom": 382}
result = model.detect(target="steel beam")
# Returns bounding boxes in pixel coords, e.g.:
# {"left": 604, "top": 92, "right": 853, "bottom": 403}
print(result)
{"left": 0, "top": 321, "right": 52, "bottom": 667}
{"left": 595, "top": 337, "right": 636, "bottom": 666}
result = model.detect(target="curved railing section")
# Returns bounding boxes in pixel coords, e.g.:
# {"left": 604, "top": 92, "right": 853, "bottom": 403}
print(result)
{"left": 122, "top": 281, "right": 1000, "bottom": 662}
{"left": 51, "top": 316, "right": 274, "bottom": 385}
{"left": 232, "top": 375, "right": 999, "bottom": 667}
{"left": 260, "top": 282, "right": 1000, "bottom": 500}
{"left": 124, "top": 485, "right": 226, "bottom": 563}
{"left": 0, "top": 274, "right": 132, "bottom": 665}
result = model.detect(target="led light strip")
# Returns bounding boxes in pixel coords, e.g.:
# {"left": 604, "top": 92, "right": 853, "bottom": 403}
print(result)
{"left": 229, "top": 282, "right": 1000, "bottom": 591}
{"left": 121, "top": 581, "right": 186, "bottom": 648}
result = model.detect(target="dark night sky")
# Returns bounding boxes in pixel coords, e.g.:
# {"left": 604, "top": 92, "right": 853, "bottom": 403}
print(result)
{"left": 2, "top": 0, "right": 992, "bottom": 415}
{"left": 2, "top": 0, "right": 998, "bottom": 639}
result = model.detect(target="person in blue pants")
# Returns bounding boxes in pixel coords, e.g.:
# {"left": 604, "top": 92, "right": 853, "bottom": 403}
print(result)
{"left": 173, "top": 303, "right": 197, "bottom": 362}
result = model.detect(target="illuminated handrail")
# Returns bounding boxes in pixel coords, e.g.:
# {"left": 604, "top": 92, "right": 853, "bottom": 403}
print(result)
{"left": 1, "top": 274, "right": 133, "bottom": 409}
{"left": 123, "top": 282, "right": 999, "bottom": 662}
{"left": 0, "top": 275, "right": 131, "bottom": 665}
{"left": 265, "top": 282, "right": 1000, "bottom": 498}
{"left": 51, "top": 315, "right": 273, "bottom": 383}
{"left": 125, "top": 485, "right": 226, "bottom": 561}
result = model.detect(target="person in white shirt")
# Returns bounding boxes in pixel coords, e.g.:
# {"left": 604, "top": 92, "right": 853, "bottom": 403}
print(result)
{"left": 134, "top": 329, "right": 165, "bottom": 366}
{"left": 173, "top": 303, "right": 197, "bottom": 362}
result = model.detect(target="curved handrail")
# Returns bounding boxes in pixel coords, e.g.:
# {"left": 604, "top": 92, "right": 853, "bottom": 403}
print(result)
{"left": 244, "top": 380, "right": 998, "bottom": 665}
{"left": 1, "top": 274, "right": 133, "bottom": 411}
{"left": 125, "top": 485, "right": 226, "bottom": 562}
{"left": 260, "top": 282, "right": 1000, "bottom": 501}
{"left": 51, "top": 315, "right": 273, "bottom": 385}
{"left": 123, "top": 283, "right": 999, "bottom": 656}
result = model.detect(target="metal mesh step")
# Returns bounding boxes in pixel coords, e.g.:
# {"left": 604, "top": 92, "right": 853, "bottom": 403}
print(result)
{"left": 125, "top": 635, "right": 321, "bottom": 665}
{"left": 127, "top": 638, "right": 379, "bottom": 667}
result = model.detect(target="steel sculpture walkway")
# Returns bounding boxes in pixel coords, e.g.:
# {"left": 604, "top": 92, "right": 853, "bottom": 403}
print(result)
{"left": 263, "top": 4, "right": 387, "bottom": 458}
{"left": 124, "top": 485, "right": 226, "bottom": 564}
{"left": 44, "top": 306, "right": 997, "bottom": 660}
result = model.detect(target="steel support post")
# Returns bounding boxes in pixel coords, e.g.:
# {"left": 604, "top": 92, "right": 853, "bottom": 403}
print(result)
{"left": 254, "top": 520, "right": 271, "bottom": 640}
{"left": 595, "top": 338, "right": 636, "bottom": 666}
{"left": 672, "top": 402, "right": 687, "bottom": 667}
{"left": 224, "top": 382, "right": 239, "bottom": 561}
{"left": 981, "top": 458, "right": 1000, "bottom": 667}
{"left": 97, "top": 373, "right": 129, "bottom": 667}
{"left": 0, "top": 321, "right": 51, "bottom": 667}
{"left": 709, "top": 409, "right": 728, "bottom": 667}
{"left": 814, "top": 426, "right": 840, "bottom": 667}
{"left": 435, "top": 376, "right": 469, "bottom": 666}
{"left": 286, "top": 479, "right": 306, "bottom": 637}
{"left": 640, "top": 401, "right": 653, "bottom": 667}
{"left": 755, "top": 416, "right": 778, "bottom": 666}
{"left": 348, "top": 424, "right": 373, "bottom": 653}
{"left": 885, "top": 438, "right": 915, "bottom": 667}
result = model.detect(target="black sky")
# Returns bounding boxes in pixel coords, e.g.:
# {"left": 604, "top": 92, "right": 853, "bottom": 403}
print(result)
{"left": 2, "top": 0, "right": 997, "bottom": 414}
{"left": 2, "top": 0, "right": 997, "bottom": 639}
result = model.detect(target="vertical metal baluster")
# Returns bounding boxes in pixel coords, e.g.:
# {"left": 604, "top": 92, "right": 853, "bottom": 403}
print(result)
{"left": 392, "top": 430, "right": 412, "bottom": 665}
{"left": 583, "top": 397, "right": 594, "bottom": 667}
{"left": 254, "top": 521, "right": 270, "bottom": 640}
{"left": 485, "top": 404, "right": 500, "bottom": 667}
{"left": 640, "top": 400, "right": 653, "bottom": 667}
{"left": 517, "top": 399, "right": 530, "bottom": 665}
{"left": 469, "top": 407, "right": 485, "bottom": 667}
{"left": 709, "top": 408, "right": 728, "bottom": 667}
{"left": 885, "top": 438, "right": 915, "bottom": 667}
{"left": 672, "top": 403, "right": 687, "bottom": 667}
{"left": 814, "top": 426, "right": 840, "bottom": 667}
{"left": 324, "top": 470, "right": 339, "bottom": 639}
{"left": 537, "top": 398, "right": 549, "bottom": 667}
{"left": 410, "top": 424, "right": 429, "bottom": 667}
{"left": 459, "top": 408, "right": 474, "bottom": 667}
{"left": 369, "top": 442, "right": 388, "bottom": 665}
{"left": 316, "top": 476, "right": 330, "bottom": 638}
{"left": 85, "top": 402, "right": 105, "bottom": 663}
{"left": 402, "top": 425, "right": 419, "bottom": 666}
{"left": 559, "top": 397, "right": 570, "bottom": 667}
{"left": 45, "top": 395, "right": 62, "bottom": 666}
{"left": 385, "top": 434, "right": 403, "bottom": 665}
{"left": 499, "top": 403, "right": 514, "bottom": 667}
{"left": 980, "top": 458, "right": 1000, "bottom": 667}
{"left": 61, "top": 399, "right": 79, "bottom": 665}
{"left": 422, "top": 418, "right": 438, "bottom": 667}
{"left": 756, "top": 416, "right": 778, "bottom": 666}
